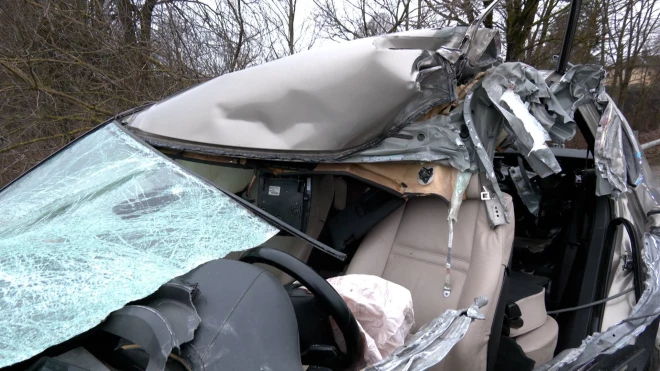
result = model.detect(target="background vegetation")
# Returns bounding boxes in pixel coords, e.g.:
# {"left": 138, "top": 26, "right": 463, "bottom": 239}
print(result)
{"left": 1, "top": 0, "right": 657, "bottom": 186}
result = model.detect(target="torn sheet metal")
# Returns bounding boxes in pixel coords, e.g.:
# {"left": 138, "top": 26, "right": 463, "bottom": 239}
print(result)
{"left": 375, "top": 0, "right": 502, "bottom": 71}
{"left": 364, "top": 296, "right": 488, "bottom": 371}
{"left": 538, "top": 230, "right": 660, "bottom": 370}
{"left": 374, "top": 27, "right": 498, "bottom": 68}
{"left": 0, "top": 123, "right": 278, "bottom": 367}
{"left": 601, "top": 94, "right": 644, "bottom": 190}
{"left": 481, "top": 63, "right": 566, "bottom": 178}
{"left": 594, "top": 93, "right": 650, "bottom": 198}
{"left": 342, "top": 109, "right": 476, "bottom": 172}
{"left": 595, "top": 100, "right": 628, "bottom": 194}
{"left": 500, "top": 89, "right": 551, "bottom": 151}
{"left": 443, "top": 171, "right": 472, "bottom": 297}
{"left": 550, "top": 64, "right": 606, "bottom": 117}
{"left": 458, "top": 0, "right": 501, "bottom": 68}
{"left": 509, "top": 165, "right": 541, "bottom": 216}
{"left": 463, "top": 87, "right": 510, "bottom": 225}
{"left": 347, "top": 62, "right": 603, "bottom": 222}
{"left": 341, "top": 73, "right": 492, "bottom": 172}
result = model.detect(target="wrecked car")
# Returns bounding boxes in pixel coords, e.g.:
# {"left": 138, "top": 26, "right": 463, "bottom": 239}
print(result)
{"left": 2, "top": 8, "right": 660, "bottom": 371}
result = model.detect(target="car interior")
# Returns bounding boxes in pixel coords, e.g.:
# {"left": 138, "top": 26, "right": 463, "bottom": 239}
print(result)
{"left": 153, "top": 127, "right": 605, "bottom": 370}
{"left": 15, "top": 115, "right": 629, "bottom": 371}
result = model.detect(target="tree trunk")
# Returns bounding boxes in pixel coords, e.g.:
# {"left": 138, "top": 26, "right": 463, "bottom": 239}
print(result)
{"left": 115, "top": 0, "right": 137, "bottom": 45}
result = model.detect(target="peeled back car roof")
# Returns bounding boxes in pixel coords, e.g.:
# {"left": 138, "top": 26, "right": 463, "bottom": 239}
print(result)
{"left": 125, "top": 27, "right": 499, "bottom": 153}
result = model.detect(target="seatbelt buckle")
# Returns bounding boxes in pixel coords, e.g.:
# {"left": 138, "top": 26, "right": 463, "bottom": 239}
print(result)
{"left": 480, "top": 186, "right": 491, "bottom": 201}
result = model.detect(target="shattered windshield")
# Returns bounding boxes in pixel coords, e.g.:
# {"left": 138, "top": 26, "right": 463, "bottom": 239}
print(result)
{"left": 0, "top": 122, "right": 278, "bottom": 367}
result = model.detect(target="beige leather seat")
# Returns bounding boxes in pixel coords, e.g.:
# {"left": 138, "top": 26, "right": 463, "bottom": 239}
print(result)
{"left": 515, "top": 316, "right": 558, "bottom": 365}
{"left": 347, "top": 177, "right": 514, "bottom": 371}
{"left": 507, "top": 275, "right": 559, "bottom": 365}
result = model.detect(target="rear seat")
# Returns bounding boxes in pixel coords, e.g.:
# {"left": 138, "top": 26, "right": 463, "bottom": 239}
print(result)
{"left": 506, "top": 272, "right": 558, "bottom": 366}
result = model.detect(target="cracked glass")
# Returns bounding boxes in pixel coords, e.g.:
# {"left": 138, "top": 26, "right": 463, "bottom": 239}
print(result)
{"left": 0, "top": 122, "right": 278, "bottom": 367}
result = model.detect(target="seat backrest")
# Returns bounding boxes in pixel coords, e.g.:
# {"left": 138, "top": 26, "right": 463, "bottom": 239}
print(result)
{"left": 347, "top": 176, "right": 514, "bottom": 371}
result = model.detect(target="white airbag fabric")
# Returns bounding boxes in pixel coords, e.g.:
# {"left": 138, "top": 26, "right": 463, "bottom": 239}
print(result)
{"left": 326, "top": 275, "right": 415, "bottom": 368}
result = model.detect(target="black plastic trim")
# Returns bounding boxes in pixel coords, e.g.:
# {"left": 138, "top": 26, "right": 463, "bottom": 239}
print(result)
{"left": 602, "top": 218, "right": 643, "bottom": 301}
{"left": 556, "top": 195, "right": 611, "bottom": 350}
{"left": 488, "top": 269, "right": 509, "bottom": 371}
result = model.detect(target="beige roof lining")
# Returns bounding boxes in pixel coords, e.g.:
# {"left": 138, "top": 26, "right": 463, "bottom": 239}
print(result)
{"left": 313, "top": 162, "right": 459, "bottom": 200}
{"left": 160, "top": 149, "right": 459, "bottom": 201}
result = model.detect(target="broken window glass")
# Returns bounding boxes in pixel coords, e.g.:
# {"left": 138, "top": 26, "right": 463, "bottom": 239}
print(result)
{"left": 0, "top": 122, "right": 278, "bottom": 367}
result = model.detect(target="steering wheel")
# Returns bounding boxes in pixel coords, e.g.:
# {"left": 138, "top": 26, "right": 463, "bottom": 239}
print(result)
{"left": 240, "top": 247, "right": 363, "bottom": 370}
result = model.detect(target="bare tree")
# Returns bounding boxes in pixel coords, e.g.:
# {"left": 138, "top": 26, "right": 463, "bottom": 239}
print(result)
{"left": 261, "top": 0, "right": 317, "bottom": 59}
{"left": 4, "top": 0, "right": 660, "bottom": 187}
{"left": 0, "top": 0, "right": 270, "bottom": 186}
{"left": 604, "top": 0, "right": 660, "bottom": 107}
{"left": 312, "top": 0, "right": 414, "bottom": 40}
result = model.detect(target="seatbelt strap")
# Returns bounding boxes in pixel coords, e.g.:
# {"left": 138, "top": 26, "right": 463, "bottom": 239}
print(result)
{"left": 444, "top": 219, "right": 455, "bottom": 297}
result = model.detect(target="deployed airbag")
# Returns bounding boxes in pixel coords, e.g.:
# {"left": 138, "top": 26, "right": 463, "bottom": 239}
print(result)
{"left": 326, "top": 275, "right": 415, "bottom": 368}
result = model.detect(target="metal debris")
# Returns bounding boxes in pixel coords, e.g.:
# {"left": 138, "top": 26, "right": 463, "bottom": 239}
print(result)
{"left": 550, "top": 64, "right": 606, "bottom": 117}
{"left": 595, "top": 100, "right": 628, "bottom": 194}
{"left": 481, "top": 63, "right": 565, "bottom": 178}
{"left": 538, "top": 230, "right": 660, "bottom": 370}
{"left": 509, "top": 165, "right": 541, "bottom": 216}
{"left": 364, "top": 297, "right": 488, "bottom": 371}
{"left": 444, "top": 171, "right": 473, "bottom": 298}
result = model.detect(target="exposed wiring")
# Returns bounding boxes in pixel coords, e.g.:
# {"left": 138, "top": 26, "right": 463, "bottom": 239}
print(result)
{"left": 247, "top": 174, "right": 257, "bottom": 197}
{"left": 242, "top": 173, "right": 257, "bottom": 202}
{"left": 120, "top": 344, "right": 141, "bottom": 350}
{"left": 547, "top": 287, "right": 634, "bottom": 315}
